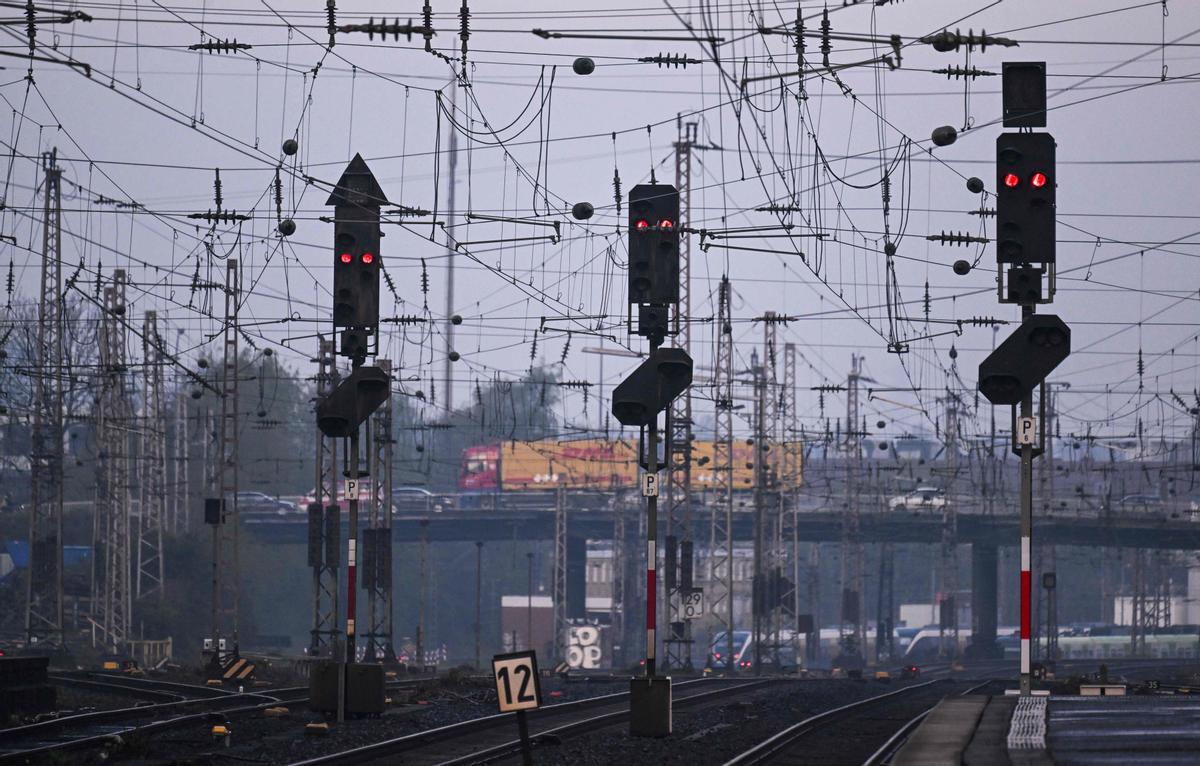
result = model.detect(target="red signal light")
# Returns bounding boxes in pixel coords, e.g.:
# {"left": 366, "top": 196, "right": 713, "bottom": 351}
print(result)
{"left": 1004, "top": 173, "right": 1020, "bottom": 188}
{"left": 361, "top": 252, "right": 374, "bottom": 264}
{"left": 1030, "top": 172, "right": 1047, "bottom": 188}
{"left": 659, "top": 219, "right": 674, "bottom": 230}
{"left": 635, "top": 219, "right": 650, "bottom": 230}
{"left": 339, "top": 253, "right": 352, "bottom": 264}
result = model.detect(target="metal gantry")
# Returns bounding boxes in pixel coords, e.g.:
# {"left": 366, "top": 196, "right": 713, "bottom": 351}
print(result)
{"left": 95, "top": 270, "right": 132, "bottom": 652}
{"left": 664, "top": 118, "right": 698, "bottom": 671}
{"left": 365, "top": 358, "right": 394, "bottom": 661}
{"left": 310, "top": 337, "right": 340, "bottom": 656}
{"left": 210, "top": 259, "right": 240, "bottom": 661}
{"left": 709, "top": 275, "right": 735, "bottom": 669}
{"left": 25, "top": 149, "right": 65, "bottom": 649}
{"left": 136, "top": 310, "right": 167, "bottom": 602}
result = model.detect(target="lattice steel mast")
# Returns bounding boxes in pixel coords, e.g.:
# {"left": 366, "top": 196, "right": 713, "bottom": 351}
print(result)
{"left": 939, "top": 393, "right": 961, "bottom": 657}
{"left": 838, "top": 355, "right": 867, "bottom": 666}
{"left": 665, "top": 119, "right": 698, "bottom": 670}
{"left": 365, "top": 358, "right": 394, "bottom": 660}
{"left": 208, "top": 259, "right": 240, "bottom": 665}
{"left": 309, "top": 337, "right": 340, "bottom": 656}
{"left": 170, "top": 366, "right": 189, "bottom": 533}
{"left": 137, "top": 310, "right": 167, "bottom": 602}
{"left": 25, "top": 149, "right": 65, "bottom": 648}
{"left": 95, "top": 270, "right": 132, "bottom": 652}
{"left": 552, "top": 483, "right": 568, "bottom": 662}
{"left": 709, "top": 276, "right": 735, "bottom": 670}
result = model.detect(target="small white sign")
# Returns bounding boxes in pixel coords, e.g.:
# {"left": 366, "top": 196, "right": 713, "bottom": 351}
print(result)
{"left": 642, "top": 473, "right": 659, "bottom": 497}
{"left": 492, "top": 651, "right": 541, "bottom": 713}
{"left": 681, "top": 589, "right": 705, "bottom": 620}
{"left": 345, "top": 478, "right": 358, "bottom": 497}
{"left": 1017, "top": 416, "right": 1037, "bottom": 445}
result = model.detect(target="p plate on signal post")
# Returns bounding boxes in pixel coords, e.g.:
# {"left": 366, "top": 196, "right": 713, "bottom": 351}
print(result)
{"left": 1017, "top": 416, "right": 1038, "bottom": 446}
{"left": 492, "top": 651, "right": 541, "bottom": 766}
{"left": 642, "top": 473, "right": 659, "bottom": 497}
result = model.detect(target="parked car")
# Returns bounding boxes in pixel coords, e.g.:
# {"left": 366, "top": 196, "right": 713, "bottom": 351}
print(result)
{"left": 235, "top": 491, "right": 296, "bottom": 518}
{"left": 1118, "top": 494, "right": 1164, "bottom": 511}
{"left": 391, "top": 486, "right": 452, "bottom": 513}
{"left": 888, "top": 486, "right": 946, "bottom": 513}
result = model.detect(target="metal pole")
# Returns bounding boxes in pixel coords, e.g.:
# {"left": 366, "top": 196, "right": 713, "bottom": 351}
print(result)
{"left": 752, "top": 351, "right": 765, "bottom": 676}
{"left": 1019, "top": 304, "right": 1034, "bottom": 696}
{"left": 526, "top": 552, "right": 534, "bottom": 652}
{"left": 443, "top": 84, "right": 459, "bottom": 411}
{"left": 347, "top": 431, "right": 360, "bottom": 656}
{"left": 475, "top": 541, "right": 483, "bottom": 669}
{"left": 418, "top": 519, "right": 428, "bottom": 665}
{"left": 645, "top": 335, "right": 663, "bottom": 678}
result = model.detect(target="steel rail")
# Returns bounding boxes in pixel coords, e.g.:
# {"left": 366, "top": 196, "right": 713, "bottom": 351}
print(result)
{"left": 720, "top": 679, "right": 950, "bottom": 766}
{"left": 860, "top": 680, "right": 995, "bottom": 766}
{"left": 435, "top": 679, "right": 778, "bottom": 766}
{"left": 286, "top": 676, "right": 727, "bottom": 766}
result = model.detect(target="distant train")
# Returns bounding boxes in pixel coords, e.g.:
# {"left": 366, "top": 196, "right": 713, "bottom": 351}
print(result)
{"left": 903, "top": 627, "right": 1200, "bottom": 661}
{"left": 459, "top": 438, "right": 803, "bottom": 494}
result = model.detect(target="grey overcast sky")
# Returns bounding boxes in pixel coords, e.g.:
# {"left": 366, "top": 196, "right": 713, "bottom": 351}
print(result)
{"left": 4, "top": 0, "right": 1200, "bottom": 449}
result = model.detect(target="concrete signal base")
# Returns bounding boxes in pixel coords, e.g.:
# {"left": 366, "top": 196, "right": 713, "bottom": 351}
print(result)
{"left": 630, "top": 676, "right": 672, "bottom": 737}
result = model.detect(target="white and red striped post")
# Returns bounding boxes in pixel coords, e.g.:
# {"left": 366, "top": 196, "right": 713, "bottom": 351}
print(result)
{"left": 1020, "top": 534, "right": 1031, "bottom": 690}
{"left": 1018, "top": 304, "right": 1036, "bottom": 696}
{"left": 645, "top": 417, "right": 659, "bottom": 678}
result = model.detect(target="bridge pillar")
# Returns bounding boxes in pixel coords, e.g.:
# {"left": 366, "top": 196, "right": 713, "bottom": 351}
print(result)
{"left": 567, "top": 535, "right": 587, "bottom": 620}
{"left": 965, "top": 543, "right": 1002, "bottom": 659}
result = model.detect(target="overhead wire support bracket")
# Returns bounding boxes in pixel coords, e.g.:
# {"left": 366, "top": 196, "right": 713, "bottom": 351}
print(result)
{"left": 454, "top": 234, "right": 558, "bottom": 250}
{"left": 465, "top": 212, "right": 561, "bottom": 236}
{"left": 0, "top": 4, "right": 90, "bottom": 25}
{"left": 0, "top": 48, "right": 89, "bottom": 76}
{"left": 758, "top": 23, "right": 903, "bottom": 66}
{"left": 739, "top": 53, "right": 896, "bottom": 89}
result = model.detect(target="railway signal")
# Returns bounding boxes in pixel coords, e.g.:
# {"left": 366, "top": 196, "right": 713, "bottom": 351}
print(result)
{"left": 315, "top": 365, "right": 392, "bottom": 438}
{"left": 328, "top": 153, "right": 386, "bottom": 361}
{"left": 978, "top": 314, "right": 1071, "bottom": 406}
{"left": 995, "top": 132, "right": 1055, "bottom": 265}
{"left": 314, "top": 154, "right": 393, "bottom": 723}
{"left": 611, "top": 347, "right": 693, "bottom": 427}
{"left": 627, "top": 184, "right": 680, "bottom": 306}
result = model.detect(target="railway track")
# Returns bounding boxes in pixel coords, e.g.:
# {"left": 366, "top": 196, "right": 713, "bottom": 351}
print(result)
{"left": 0, "top": 673, "right": 429, "bottom": 764}
{"left": 287, "top": 677, "right": 773, "bottom": 766}
{"left": 720, "top": 678, "right": 994, "bottom": 766}
{"left": 48, "top": 670, "right": 250, "bottom": 702}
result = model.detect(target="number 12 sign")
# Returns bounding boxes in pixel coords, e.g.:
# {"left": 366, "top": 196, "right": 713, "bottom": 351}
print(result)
{"left": 492, "top": 650, "right": 542, "bottom": 713}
